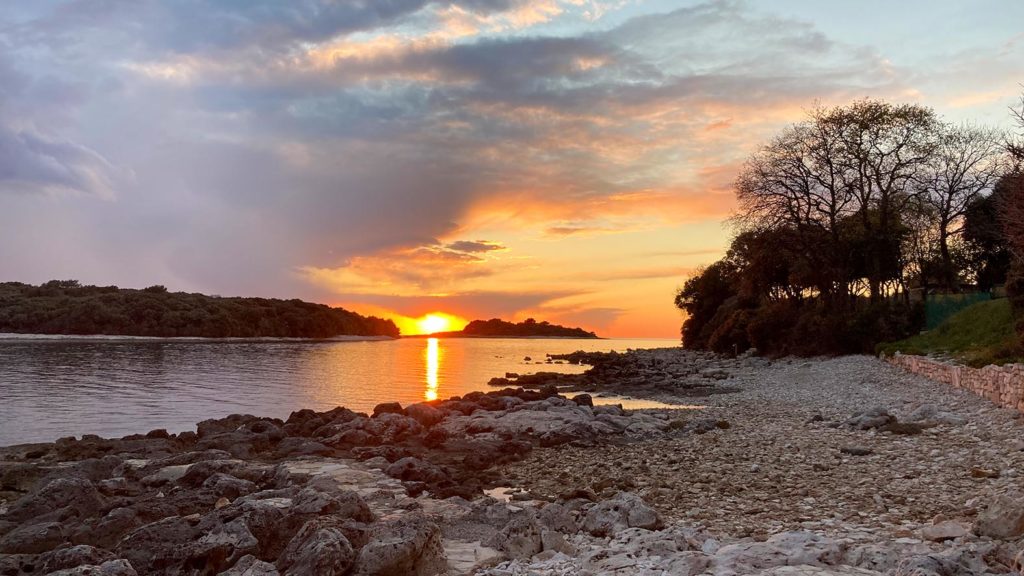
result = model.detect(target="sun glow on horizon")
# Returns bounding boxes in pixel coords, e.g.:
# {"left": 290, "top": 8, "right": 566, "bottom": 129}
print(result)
{"left": 406, "top": 312, "right": 466, "bottom": 335}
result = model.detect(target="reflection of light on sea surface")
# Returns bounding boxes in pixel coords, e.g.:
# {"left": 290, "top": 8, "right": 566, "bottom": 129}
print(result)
{"left": 425, "top": 338, "right": 440, "bottom": 401}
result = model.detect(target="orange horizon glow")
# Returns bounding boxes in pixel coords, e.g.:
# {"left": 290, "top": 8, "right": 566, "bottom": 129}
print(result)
{"left": 404, "top": 312, "right": 468, "bottom": 335}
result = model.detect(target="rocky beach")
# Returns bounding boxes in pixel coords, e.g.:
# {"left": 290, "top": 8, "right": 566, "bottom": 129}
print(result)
{"left": 2, "top": 348, "right": 1023, "bottom": 575}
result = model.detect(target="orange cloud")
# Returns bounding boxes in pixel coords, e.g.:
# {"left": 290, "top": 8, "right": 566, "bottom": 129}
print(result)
{"left": 301, "top": 239, "right": 508, "bottom": 296}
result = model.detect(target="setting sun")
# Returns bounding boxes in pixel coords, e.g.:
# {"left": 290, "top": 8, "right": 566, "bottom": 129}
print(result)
{"left": 418, "top": 314, "right": 449, "bottom": 334}
{"left": 413, "top": 313, "right": 463, "bottom": 335}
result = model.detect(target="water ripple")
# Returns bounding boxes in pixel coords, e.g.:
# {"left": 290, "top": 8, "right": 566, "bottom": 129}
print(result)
{"left": 0, "top": 337, "right": 676, "bottom": 444}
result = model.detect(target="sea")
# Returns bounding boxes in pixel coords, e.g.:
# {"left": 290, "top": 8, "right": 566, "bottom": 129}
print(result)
{"left": 0, "top": 335, "right": 678, "bottom": 444}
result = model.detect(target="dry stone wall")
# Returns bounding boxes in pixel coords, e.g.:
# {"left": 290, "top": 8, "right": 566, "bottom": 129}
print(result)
{"left": 885, "top": 353, "right": 1024, "bottom": 413}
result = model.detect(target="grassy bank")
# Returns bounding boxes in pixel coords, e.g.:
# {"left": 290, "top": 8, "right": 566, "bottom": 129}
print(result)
{"left": 877, "top": 298, "right": 1022, "bottom": 367}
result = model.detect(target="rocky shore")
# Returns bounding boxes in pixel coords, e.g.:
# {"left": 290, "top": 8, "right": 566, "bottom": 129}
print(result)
{"left": 1, "top": 348, "right": 1023, "bottom": 575}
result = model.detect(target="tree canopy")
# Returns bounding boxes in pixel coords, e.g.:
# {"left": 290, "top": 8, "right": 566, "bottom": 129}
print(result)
{"left": 678, "top": 98, "right": 1019, "bottom": 357}
{"left": 0, "top": 281, "right": 399, "bottom": 338}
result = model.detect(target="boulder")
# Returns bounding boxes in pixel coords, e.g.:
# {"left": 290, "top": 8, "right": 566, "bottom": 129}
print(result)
{"left": 353, "top": 512, "right": 446, "bottom": 576}
{"left": 571, "top": 394, "right": 594, "bottom": 407}
{"left": 203, "top": 473, "right": 258, "bottom": 499}
{"left": 373, "top": 402, "right": 404, "bottom": 417}
{"left": 711, "top": 532, "right": 845, "bottom": 574}
{"left": 292, "top": 487, "right": 373, "bottom": 523}
{"left": 757, "top": 567, "right": 882, "bottom": 575}
{"left": 385, "top": 457, "right": 449, "bottom": 484}
{"left": 0, "top": 520, "right": 66, "bottom": 554}
{"left": 114, "top": 516, "right": 198, "bottom": 573}
{"left": 974, "top": 491, "right": 1024, "bottom": 539}
{"left": 220, "top": 555, "right": 280, "bottom": 575}
{"left": 46, "top": 559, "right": 139, "bottom": 575}
{"left": 539, "top": 421, "right": 596, "bottom": 447}
{"left": 844, "top": 408, "right": 895, "bottom": 430}
{"left": 405, "top": 403, "right": 444, "bottom": 427}
{"left": 80, "top": 506, "right": 143, "bottom": 549}
{"left": 5, "top": 477, "right": 105, "bottom": 522}
{"left": 277, "top": 519, "right": 355, "bottom": 575}
{"left": 905, "top": 404, "right": 966, "bottom": 426}
{"left": 493, "top": 511, "right": 543, "bottom": 560}
{"left": 582, "top": 492, "right": 662, "bottom": 536}
{"left": 273, "top": 437, "right": 333, "bottom": 458}
{"left": 536, "top": 503, "right": 578, "bottom": 534}
{"left": 40, "top": 544, "right": 116, "bottom": 572}
{"left": 919, "top": 521, "right": 970, "bottom": 542}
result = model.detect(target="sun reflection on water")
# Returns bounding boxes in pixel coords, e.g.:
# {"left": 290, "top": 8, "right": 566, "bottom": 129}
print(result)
{"left": 424, "top": 337, "right": 440, "bottom": 401}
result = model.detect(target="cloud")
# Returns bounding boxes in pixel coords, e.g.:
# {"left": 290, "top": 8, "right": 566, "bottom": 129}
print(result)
{"left": 338, "top": 289, "right": 581, "bottom": 320}
{"left": 0, "top": 0, "right": 1020, "bottom": 337}
{"left": 545, "top": 224, "right": 620, "bottom": 237}
{"left": 583, "top": 266, "right": 695, "bottom": 282}
{"left": 300, "top": 238, "right": 508, "bottom": 295}
{"left": 445, "top": 239, "right": 506, "bottom": 252}
{"left": 0, "top": 126, "right": 126, "bottom": 198}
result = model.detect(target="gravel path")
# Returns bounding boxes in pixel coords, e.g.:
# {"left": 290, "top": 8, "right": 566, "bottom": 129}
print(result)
{"left": 500, "top": 353, "right": 1024, "bottom": 539}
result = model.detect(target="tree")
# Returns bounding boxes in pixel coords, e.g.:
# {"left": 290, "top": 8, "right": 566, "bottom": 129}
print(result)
{"left": 675, "top": 261, "right": 739, "bottom": 349}
{"left": 734, "top": 122, "right": 856, "bottom": 304}
{"left": 1003, "top": 94, "right": 1024, "bottom": 262}
{"left": 735, "top": 99, "right": 939, "bottom": 302}
{"left": 1010, "top": 92, "right": 1024, "bottom": 163}
{"left": 1001, "top": 172, "right": 1024, "bottom": 263}
{"left": 824, "top": 100, "right": 939, "bottom": 300}
{"left": 962, "top": 187, "right": 1011, "bottom": 289}
{"left": 918, "top": 123, "right": 1006, "bottom": 290}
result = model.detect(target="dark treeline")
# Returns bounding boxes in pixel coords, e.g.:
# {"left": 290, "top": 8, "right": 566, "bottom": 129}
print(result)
{"left": 677, "top": 97, "right": 1024, "bottom": 356}
{"left": 0, "top": 280, "right": 399, "bottom": 338}
{"left": 423, "top": 318, "right": 598, "bottom": 338}
{"left": 462, "top": 318, "right": 598, "bottom": 338}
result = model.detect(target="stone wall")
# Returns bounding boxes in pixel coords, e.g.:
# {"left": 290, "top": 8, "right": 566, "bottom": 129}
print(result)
{"left": 885, "top": 353, "right": 1024, "bottom": 413}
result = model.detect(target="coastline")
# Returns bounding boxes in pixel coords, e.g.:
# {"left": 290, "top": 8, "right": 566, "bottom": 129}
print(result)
{"left": 2, "top": 348, "right": 1023, "bottom": 575}
{"left": 401, "top": 334, "right": 604, "bottom": 340}
{"left": 0, "top": 333, "right": 397, "bottom": 343}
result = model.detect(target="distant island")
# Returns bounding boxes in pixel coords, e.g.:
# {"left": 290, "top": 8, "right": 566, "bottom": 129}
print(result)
{"left": 0, "top": 280, "right": 399, "bottom": 338}
{"left": 411, "top": 317, "right": 598, "bottom": 338}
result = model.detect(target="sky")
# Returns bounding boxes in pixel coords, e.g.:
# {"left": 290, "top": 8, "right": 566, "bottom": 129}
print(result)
{"left": 1, "top": 1, "right": 1022, "bottom": 337}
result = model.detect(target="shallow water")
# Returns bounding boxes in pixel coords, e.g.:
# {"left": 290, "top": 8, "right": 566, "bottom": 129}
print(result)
{"left": 0, "top": 336, "right": 678, "bottom": 444}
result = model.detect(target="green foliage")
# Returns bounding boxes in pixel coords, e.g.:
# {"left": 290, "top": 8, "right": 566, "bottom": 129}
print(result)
{"left": 962, "top": 189, "right": 1012, "bottom": 289}
{"left": 877, "top": 299, "right": 1023, "bottom": 367}
{"left": 675, "top": 260, "right": 739, "bottom": 349}
{"left": 459, "top": 318, "right": 597, "bottom": 338}
{"left": 0, "top": 281, "right": 399, "bottom": 338}
{"left": 1008, "top": 261, "right": 1024, "bottom": 340}
{"left": 677, "top": 98, "right": 1019, "bottom": 359}
{"left": 925, "top": 292, "right": 993, "bottom": 330}
{"left": 676, "top": 228, "right": 925, "bottom": 356}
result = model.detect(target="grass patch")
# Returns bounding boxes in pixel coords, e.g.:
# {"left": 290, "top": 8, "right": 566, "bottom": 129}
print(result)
{"left": 877, "top": 299, "right": 1023, "bottom": 367}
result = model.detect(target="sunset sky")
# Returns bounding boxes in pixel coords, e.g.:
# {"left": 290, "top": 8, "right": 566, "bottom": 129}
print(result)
{"left": 2, "top": 1, "right": 1022, "bottom": 337}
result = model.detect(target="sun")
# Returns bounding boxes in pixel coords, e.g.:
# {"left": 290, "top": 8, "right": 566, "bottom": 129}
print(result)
{"left": 416, "top": 313, "right": 455, "bottom": 335}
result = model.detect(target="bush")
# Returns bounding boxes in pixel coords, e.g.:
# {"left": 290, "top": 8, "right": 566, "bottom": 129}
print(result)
{"left": 707, "top": 308, "right": 753, "bottom": 354}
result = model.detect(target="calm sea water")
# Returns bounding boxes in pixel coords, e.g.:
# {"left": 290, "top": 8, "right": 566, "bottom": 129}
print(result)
{"left": 0, "top": 336, "right": 677, "bottom": 445}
